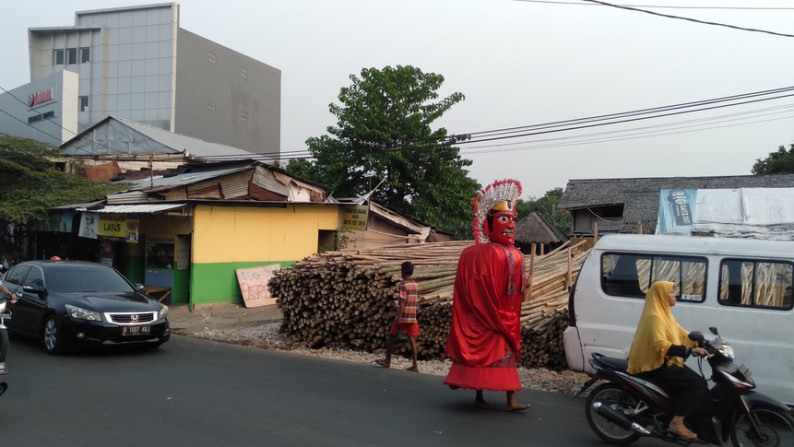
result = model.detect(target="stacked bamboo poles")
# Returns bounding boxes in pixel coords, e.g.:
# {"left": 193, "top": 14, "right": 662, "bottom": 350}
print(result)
{"left": 269, "top": 240, "right": 590, "bottom": 369}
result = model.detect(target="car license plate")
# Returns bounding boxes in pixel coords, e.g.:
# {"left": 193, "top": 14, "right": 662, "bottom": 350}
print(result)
{"left": 122, "top": 326, "right": 151, "bottom": 336}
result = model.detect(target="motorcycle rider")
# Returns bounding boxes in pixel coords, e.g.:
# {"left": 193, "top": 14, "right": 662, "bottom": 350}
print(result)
{"left": 627, "top": 281, "right": 710, "bottom": 441}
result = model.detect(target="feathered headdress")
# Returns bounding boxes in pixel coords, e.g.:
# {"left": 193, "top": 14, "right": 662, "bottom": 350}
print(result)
{"left": 472, "top": 179, "right": 522, "bottom": 244}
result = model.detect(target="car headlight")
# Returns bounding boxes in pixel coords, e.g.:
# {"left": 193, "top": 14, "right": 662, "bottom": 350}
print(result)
{"left": 65, "top": 304, "right": 102, "bottom": 321}
{"left": 159, "top": 304, "right": 169, "bottom": 319}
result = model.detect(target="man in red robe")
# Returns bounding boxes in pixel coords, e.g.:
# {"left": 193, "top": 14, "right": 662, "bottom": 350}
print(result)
{"left": 444, "top": 179, "right": 530, "bottom": 411}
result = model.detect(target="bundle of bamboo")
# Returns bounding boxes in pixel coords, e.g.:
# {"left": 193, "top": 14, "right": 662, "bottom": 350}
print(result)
{"left": 269, "top": 240, "right": 589, "bottom": 369}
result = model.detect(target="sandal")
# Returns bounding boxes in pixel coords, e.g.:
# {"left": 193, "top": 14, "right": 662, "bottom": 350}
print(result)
{"left": 374, "top": 358, "right": 390, "bottom": 368}
{"left": 667, "top": 427, "right": 697, "bottom": 440}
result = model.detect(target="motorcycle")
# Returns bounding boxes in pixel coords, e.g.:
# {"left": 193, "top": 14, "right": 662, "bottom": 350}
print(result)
{"left": 578, "top": 327, "right": 794, "bottom": 446}
{"left": 0, "top": 296, "right": 10, "bottom": 397}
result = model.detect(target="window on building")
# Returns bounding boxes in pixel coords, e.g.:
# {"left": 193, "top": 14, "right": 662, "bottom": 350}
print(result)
{"left": 67, "top": 48, "right": 77, "bottom": 65}
{"left": 719, "top": 259, "right": 794, "bottom": 310}
{"left": 79, "top": 47, "right": 90, "bottom": 63}
{"left": 208, "top": 52, "right": 216, "bottom": 63}
{"left": 239, "top": 111, "right": 247, "bottom": 121}
{"left": 79, "top": 96, "right": 89, "bottom": 112}
{"left": 54, "top": 49, "right": 64, "bottom": 65}
{"left": 241, "top": 67, "right": 248, "bottom": 78}
{"left": 207, "top": 100, "right": 215, "bottom": 110}
{"left": 601, "top": 253, "right": 707, "bottom": 302}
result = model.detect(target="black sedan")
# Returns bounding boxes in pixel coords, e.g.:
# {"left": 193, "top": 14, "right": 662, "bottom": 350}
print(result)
{"left": 1, "top": 260, "right": 170, "bottom": 354}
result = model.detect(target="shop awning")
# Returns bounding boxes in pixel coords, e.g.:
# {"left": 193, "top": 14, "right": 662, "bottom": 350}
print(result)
{"left": 76, "top": 203, "right": 186, "bottom": 214}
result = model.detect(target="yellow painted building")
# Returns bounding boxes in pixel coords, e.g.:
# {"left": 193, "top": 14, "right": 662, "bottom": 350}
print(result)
{"left": 189, "top": 204, "right": 339, "bottom": 306}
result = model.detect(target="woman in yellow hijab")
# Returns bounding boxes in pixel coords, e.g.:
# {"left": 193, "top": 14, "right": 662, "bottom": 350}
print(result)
{"left": 627, "top": 281, "right": 710, "bottom": 440}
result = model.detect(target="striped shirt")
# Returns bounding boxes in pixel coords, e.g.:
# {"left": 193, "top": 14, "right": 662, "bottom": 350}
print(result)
{"left": 398, "top": 279, "right": 419, "bottom": 323}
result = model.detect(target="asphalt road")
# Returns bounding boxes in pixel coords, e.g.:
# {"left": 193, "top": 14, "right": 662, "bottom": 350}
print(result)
{"left": 0, "top": 334, "right": 668, "bottom": 447}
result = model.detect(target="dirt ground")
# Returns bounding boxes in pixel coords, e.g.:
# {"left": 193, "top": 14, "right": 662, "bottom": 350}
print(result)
{"left": 165, "top": 301, "right": 591, "bottom": 395}
{"left": 168, "top": 302, "right": 283, "bottom": 335}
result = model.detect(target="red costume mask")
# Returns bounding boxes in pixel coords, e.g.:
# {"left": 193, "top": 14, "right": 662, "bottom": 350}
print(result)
{"left": 486, "top": 210, "right": 517, "bottom": 247}
{"left": 471, "top": 179, "right": 522, "bottom": 245}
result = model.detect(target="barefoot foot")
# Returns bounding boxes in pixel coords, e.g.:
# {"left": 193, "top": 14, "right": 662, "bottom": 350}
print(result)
{"left": 506, "top": 402, "right": 531, "bottom": 412}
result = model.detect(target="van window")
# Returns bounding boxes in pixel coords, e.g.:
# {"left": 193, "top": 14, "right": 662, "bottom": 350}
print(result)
{"left": 719, "top": 259, "right": 793, "bottom": 310}
{"left": 601, "top": 253, "right": 707, "bottom": 302}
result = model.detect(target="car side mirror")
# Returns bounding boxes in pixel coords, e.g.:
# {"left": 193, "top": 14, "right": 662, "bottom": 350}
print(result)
{"left": 22, "top": 285, "right": 47, "bottom": 298}
{"left": 688, "top": 331, "right": 705, "bottom": 344}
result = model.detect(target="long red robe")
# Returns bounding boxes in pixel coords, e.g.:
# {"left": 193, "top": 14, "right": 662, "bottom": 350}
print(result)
{"left": 444, "top": 243, "right": 524, "bottom": 391}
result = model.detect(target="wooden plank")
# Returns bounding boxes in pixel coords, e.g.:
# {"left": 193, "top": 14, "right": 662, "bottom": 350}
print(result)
{"left": 236, "top": 264, "right": 281, "bottom": 308}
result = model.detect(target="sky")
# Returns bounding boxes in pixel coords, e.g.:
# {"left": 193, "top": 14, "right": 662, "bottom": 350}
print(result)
{"left": 1, "top": 0, "right": 794, "bottom": 198}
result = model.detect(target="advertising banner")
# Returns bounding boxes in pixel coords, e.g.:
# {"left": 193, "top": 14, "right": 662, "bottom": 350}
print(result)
{"left": 656, "top": 189, "right": 697, "bottom": 235}
{"left": 78, "top": 212, "right": 99, "bottom": 239}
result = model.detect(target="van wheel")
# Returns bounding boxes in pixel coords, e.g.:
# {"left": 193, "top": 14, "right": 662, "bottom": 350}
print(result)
{"left": 585, "top": 383, "right": 642, "bottom": 445}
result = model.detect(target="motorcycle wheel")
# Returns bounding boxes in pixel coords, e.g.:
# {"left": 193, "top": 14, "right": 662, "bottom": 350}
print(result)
{"left": 585, "top": 383, "right": 643, "bottom": 445}
{"left": 731, "top": 408, "right": 794, "bottom": 447}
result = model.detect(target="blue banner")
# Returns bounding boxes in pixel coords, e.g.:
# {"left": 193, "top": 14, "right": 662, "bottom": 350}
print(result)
{"left": 656, "top": 189, "right": 697, "bottom": 235}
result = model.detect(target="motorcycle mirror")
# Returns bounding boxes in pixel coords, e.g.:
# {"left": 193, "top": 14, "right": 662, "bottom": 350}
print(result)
{"left": 709, "top": 327, "right": 719, "bottom": 336}
{"left": 688, "top": 331, "right": 705, "bottom": 344}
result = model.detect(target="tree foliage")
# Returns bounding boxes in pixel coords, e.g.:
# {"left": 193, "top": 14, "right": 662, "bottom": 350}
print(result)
{"left": 286, "top": 65, "right": 480, "bottom": 238}
{"left": 0, "top": 135, "right": 128, "bottom": 222}
{"left": 752, "top": 144, "right": 794, "bottom": 175}
{"left": 517, "top": 187, "right": 571, "bottom": 236}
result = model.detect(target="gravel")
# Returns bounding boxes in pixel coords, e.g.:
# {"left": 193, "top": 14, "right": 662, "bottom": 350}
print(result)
{"left": 189, "top": 322, "right": 592, "bottom": 396}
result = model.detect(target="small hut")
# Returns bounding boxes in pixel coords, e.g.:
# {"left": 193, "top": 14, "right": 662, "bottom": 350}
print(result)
{"left": 515, "top": 211, "right": 568, "bottom": 255}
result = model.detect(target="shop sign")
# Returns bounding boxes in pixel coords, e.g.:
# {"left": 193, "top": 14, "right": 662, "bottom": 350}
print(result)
{"left": 80, "top": 213, "right": 140, "bottom": 242}
{"left": 28, "top": 87, "right": 53, "bottom": 107}
{"left": 342, "top": 205, "right": 368, "bottom": 231}
{"left": 28, "top": 110, "right": 56, "bottom": 124}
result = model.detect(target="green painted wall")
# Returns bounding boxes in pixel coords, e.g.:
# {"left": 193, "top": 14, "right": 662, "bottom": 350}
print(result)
{"left": 190, "top": 261, "right": 295, "bottom": 307}
{"left": 123, "top": 255, "right": 145, "bottom": 284}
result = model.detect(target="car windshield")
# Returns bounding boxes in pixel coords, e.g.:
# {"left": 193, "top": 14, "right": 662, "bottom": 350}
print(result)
{"left": 46, "top": 266, "right": 135, "bottom": 293}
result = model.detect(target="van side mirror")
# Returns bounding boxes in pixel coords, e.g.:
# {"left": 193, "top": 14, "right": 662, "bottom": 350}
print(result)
{"left": 133, "top": 283, "right": 145, "bottom": 292}
{"left": 689, "top": 331, "right": 705, "bottom": 344}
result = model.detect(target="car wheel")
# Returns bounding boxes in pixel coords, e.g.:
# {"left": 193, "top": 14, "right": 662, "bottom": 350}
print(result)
{"left": 42, "top": 315, "right": 66, "bottom": 355}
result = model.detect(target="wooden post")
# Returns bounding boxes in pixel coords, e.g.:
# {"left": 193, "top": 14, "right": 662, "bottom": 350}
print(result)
{"left": 525, "top": 243, "right": 536, "bottom": 302}
{"left": 594, "top": 222, "right": 598, "bottom": 243}
{"left": 637, "top": 220, "right": 643, "bottom": 234}
{"left": 567, "top": 246, "right": 573, "bottom": 290}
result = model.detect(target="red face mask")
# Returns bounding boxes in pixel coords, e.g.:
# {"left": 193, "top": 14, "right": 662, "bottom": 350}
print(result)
{"left": 486, "top": 211, "right": 517, "bottom": 246}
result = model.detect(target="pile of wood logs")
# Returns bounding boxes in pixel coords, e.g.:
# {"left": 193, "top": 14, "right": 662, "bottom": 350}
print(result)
{"left": 269, "top": 240, "right": 590, "bottom": 370}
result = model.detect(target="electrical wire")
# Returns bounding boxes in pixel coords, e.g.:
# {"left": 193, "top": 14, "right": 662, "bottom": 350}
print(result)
{"left": 578, "top": 0, "right": 794, "bottom": 38}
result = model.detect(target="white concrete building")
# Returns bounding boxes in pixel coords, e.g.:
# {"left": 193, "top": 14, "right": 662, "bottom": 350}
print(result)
{"left": 1, "top": 3, "right": 280, "bottom": 155}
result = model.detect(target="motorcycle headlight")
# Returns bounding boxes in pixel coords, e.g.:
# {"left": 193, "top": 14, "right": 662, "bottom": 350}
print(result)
{"left": 65, "top": 304, "right": 102, "bottom": 321}
{"left": 0, "top": 301, "right": 6, "bottom": 313}
{"left": 159, "top": 304, "right": 169, "bottom": 319}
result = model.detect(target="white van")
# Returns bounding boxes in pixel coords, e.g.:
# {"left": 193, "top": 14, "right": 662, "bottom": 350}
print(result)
{"left": 563, "top": 234, "right": 794, "bottom": 407}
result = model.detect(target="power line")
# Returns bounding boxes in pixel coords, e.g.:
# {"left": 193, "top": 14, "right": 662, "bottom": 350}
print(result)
{"left": 578, "top": 0, "right": 794, "bottom": 38}
{"left": 516, "top": 0, "right": 794, "bottom": 10}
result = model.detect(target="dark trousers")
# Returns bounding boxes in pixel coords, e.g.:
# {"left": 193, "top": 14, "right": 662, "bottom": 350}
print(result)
{"left": 636, "top": 363, "right": 711, "bottom": 417}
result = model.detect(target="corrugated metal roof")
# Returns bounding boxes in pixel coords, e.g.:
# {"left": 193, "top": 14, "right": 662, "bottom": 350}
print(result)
{"left": 61, "top": 116, "right": 261, "bottom": 160}
{"left": 128, "top": 165, "right": 252, "bottom": 190}
{"left": 76, "top": 203, "right": 186, "bottom": 214}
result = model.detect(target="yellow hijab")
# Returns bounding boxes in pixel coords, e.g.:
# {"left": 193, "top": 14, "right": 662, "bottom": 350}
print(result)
{"left": 627, "top": 281, "right": 693, "bottom": 374}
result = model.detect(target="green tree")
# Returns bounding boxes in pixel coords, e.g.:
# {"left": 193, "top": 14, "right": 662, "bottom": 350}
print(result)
{"left": 518, "top": 187, "right": 571, "bottom": 236}
{"left": 752, "top": 144, "right": 794, "bottom": 174}
{"left": 286, "top": 65, "right": 480, "bottom": 238}
{"left": 0, "top": 135, "right": 128, "bottom": 222}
